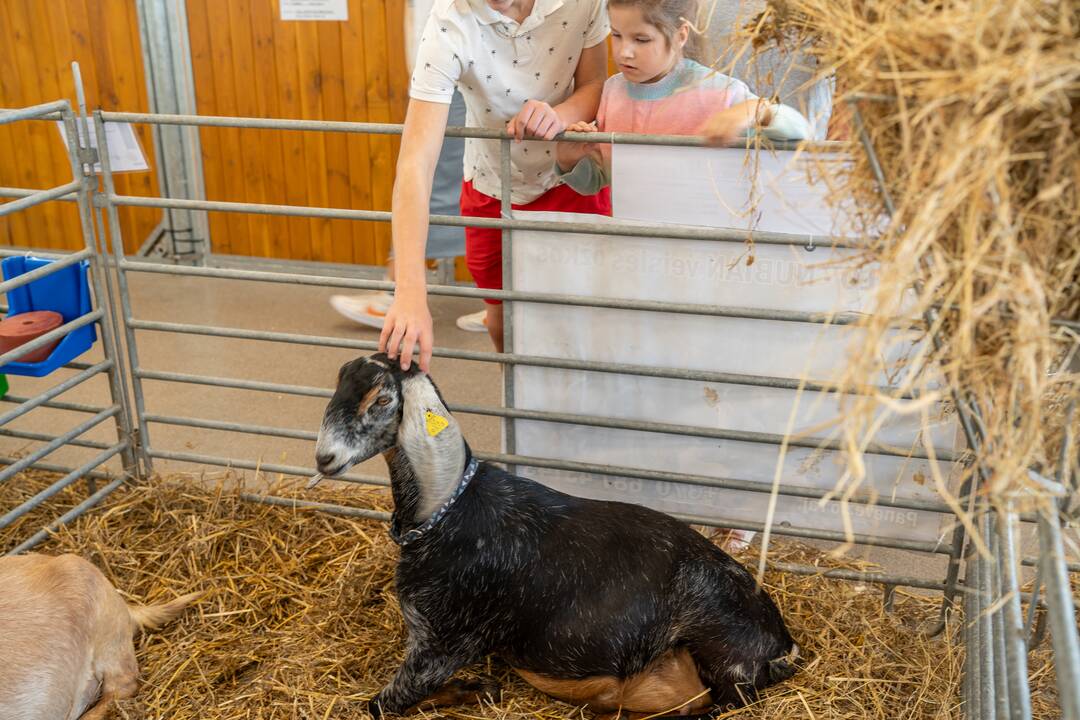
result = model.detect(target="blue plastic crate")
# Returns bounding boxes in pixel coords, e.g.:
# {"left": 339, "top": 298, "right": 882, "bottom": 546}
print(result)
{"left": 1, "top": 255, "right": 97, "bottom": 377}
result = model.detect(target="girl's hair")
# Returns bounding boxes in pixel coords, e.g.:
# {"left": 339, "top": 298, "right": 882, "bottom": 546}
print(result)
{"left": 607, "top": 0, "right": 708, "bottom": 62}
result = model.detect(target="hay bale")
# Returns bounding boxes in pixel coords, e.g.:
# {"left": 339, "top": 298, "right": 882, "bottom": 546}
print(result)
{"left": 0, "top": 470, "right": 1054, "bottom": 718}
{"left": 727, "top": 0, "right": 1079, "bottom": 504}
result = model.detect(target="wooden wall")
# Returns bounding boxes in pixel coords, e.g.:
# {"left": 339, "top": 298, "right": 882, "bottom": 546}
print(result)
{"left": 186, "top": 0, "right": 408, "bottom": 264}
{"left": 0, "top": 0, "right": 161, "bottom": 254}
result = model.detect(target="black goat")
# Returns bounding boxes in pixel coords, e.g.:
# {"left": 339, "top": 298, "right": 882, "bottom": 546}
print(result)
{"left": 314, "top": 354, "right": 798, "bottom": 718}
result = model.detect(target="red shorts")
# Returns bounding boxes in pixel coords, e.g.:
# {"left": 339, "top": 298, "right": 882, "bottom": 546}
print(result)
{"left": 460, "top": 181, "right": 612, "bottom": 304}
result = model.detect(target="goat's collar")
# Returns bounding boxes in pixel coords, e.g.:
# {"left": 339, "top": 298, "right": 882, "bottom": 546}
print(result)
{"left": 389, "top": 455, "right": 480, "bottom": 547}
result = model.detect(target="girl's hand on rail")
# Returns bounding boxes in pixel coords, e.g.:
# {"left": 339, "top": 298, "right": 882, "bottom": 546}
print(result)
{"left": 507, "top": 100, "right": 566, "bottom": 142}
{"left": 555, "top": 121, "right": 599, "bottom": 172}
{"left": 379, "top": 290, "right": 433, "bottom": 373}
{"left": 700, "top": 100, "right": 773, "bottom": 147}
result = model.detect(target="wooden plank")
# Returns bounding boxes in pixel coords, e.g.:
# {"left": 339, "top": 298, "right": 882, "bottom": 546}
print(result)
{"left": 361, "top": 0, "right": 394, "bottom": 263}
{"left": 42, "top": 0, "right": 89, "bottom": 250}
{"left": 384, "top": 0, "right": 408, "bottom": 185}
{"left": 23, "top": 0, "right": 76, "bottom": 250}
{"left": 203, "top": 0, "right": 250, "bottom": 256}
{"left": 184, "top": 0, "right": 229, "bottom": 257}
{"left": 294, "top": 20, "right": 331, "bottom": 261}
{"left": 0, "top": 2, "right": 33, "bottom": 248}
{"left": 6, "top": 0, "right": 64, "bottom": 250}
{"left": 340, "top": 0, "right": 376, "bottom": 264}
{"left": 317, "top": 19, "right": 353, "bottom": 265}
{"left": 226, "top": 0, "right": 270, "bottom": 257}
{"left": 115, "top": 0, "right": 162, "bottom": 251}
{"left": 270, "top": 12, "right": 313, "bottom": 261}
{"left": 249, "top": 0, "right": 291, "bottom": 261}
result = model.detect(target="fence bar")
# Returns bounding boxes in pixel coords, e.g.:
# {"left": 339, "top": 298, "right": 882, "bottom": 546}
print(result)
{"left": 99, "top": 110, "right": 826, "bottom": 151}
{"left": 997, "top": 509, "right": 1032, "bottom": 719}
{"left": 0, "top": 406, "right": 119, "bottom": 485}
{"left": 0, "top": 100, "right": 70, "bottom": 125}
{"left": 146, "top": 448, "right": 388, "bottom": 487}
{"left": 977, "top": 518, "right": 998, "bottom": 720}
{"left": 6, "top": 477, "right": 126, "bottom": 556}
{"left": 965, "top": 565, "right": 981, "bottom": 720}
{"left": 61, "top": 104, "right": 141, "bottom": 482}
{"left": 238, "top": 494, "right": 391, "bottom": 522}
{"left": 988, "top": 513, "right": 1010, "bottom": 719}
{"left": 118, "top": 255, "right": 884, "bottom": 329}
{"left": 133, "top": 349, "right": 868, "bottom": 399}
{"left": 232, "top": 492, "right": 951, "bottom": 591}
{"left": 1, "top": 395, "right": 108, "bottom": 415}
{"left": 0, "top": 186, "right": 78, "bottom": 202}
{"left": 0, "top": 443, "right": 128, "bottom": 530}
{"left": 0, "top": 360, "right": 112, "bottom": 427}
{"left": 93, "top": 111, "right": 155, "bottom": 473}
{"left": 0, "top": 310, "right": 102, "bottom": 368}
{"left": 0, "top": 455, "right": 112, "bottom": 481}
{"left": 1038, "top": 503, "right": 1080, "bottom": 720}
{"left": 128, "top": 320, "right": 947, "bottom": 461}
{"left": 0, "top": 427, "right": 112, "bottom": 452}
{"left": 142, "top": 411, "right": 956, "bottom": 515}
{"left": 0, "top": 180, "right": 82, "bottom": 218}
{"left": 0, "top": 248, "right": 91, "bottom": 294}
{"left": 109, "top": 194, "right": 847, "bottom": 249}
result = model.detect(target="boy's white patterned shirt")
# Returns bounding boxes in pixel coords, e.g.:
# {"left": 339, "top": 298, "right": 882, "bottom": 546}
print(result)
{"left": 410, "top": 0, "right": 609, "bottom": 203}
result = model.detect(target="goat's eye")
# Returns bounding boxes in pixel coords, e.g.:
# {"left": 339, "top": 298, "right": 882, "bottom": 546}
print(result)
{"left": 376, "top": 396, "right": 392, "bottom": 406}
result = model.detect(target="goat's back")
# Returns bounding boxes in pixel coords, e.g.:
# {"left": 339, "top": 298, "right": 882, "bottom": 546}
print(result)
{"left": 397, "top": 465, "right": 794, "bottom": 683}
{"left": 0, "top": 554, "right": 135, "bottom": 720}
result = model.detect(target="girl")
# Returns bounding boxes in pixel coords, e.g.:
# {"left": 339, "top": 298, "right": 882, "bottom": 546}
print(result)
{"left": 555, "top": 0, "right": 812, "bottom": 194}
{"left": 379, "top": 0, "right": 614, "bottom": 371}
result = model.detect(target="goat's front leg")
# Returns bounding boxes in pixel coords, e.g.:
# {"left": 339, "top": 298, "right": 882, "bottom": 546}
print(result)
{"left": 369, "top": 647, "right": 472, "bottom": 718}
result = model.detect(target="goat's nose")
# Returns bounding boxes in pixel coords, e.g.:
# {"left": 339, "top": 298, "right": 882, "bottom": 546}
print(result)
{"left": 316, "top": 452, "right": 336, "bottom": 469}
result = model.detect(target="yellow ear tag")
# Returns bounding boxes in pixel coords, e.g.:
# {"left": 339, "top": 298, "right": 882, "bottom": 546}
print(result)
{"left": 425, "top": 411, "right": 449, "bottom": 437}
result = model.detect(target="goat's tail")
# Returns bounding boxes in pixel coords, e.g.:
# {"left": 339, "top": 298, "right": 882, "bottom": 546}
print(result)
{"left": 128, "top": 590, "right": 204, "bottom": 631}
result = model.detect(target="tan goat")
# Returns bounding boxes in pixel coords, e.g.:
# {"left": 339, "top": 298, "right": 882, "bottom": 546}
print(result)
{"left": 0, "top": 553, "right": 200, "bottom": 720}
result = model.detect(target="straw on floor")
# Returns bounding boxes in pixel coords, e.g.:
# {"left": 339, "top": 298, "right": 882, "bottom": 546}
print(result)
{"left": 0, "top": 470, "right": 1064, "bottom": 718}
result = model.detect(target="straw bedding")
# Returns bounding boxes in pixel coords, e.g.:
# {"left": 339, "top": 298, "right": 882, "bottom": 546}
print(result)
{"left": 724, "top": 0, "right": 1079, "bottom": 504}
{"left": 0, "top": 470, "right": 1064, "bottom": 719}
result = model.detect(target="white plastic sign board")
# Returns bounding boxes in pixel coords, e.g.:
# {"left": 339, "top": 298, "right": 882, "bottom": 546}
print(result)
{"left": 56, "top": 120, "right": 148, "bottom": 174}
{"left": 612, "top": 144, "right": 855, "bottom": 237}
{"left": 280, "top": 0, "right": 347, "bottom": 20}
{"left": 508, "top": 147, "right": 958, "bottom": 544}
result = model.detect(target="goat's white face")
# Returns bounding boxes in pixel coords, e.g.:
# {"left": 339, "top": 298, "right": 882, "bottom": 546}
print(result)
{"left": 314, "top": 354, "right": 405, "bottom": 477}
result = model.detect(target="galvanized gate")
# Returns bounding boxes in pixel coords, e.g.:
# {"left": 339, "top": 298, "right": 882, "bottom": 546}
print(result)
{"left": 0, "top": 96, "right": 1077, "bottom": 719}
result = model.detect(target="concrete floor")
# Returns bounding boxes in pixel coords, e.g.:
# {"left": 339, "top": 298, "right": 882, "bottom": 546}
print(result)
{"left": 1, "top": 265, "right": 975, "bottom": 585}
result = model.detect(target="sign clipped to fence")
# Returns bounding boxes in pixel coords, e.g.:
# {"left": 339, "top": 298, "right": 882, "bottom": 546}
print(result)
{"left": 280, "top": 0, "right": 348, "bottom": 21}
{"left": 55, "top": 121, "right": 149, "bottom": 174}
{"left": 510, "top": 146, "right": 959, "bottom": 544}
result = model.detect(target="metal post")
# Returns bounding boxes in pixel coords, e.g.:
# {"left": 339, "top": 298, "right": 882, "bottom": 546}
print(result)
{"left": 1037, "top": 499, "right": 1080, "bottom": 720}
{"left": 988, "top": 511, "right": 1010, "bottom": 719}
{"left": 997, "top": 507, "right": 1032, "bottom": 719}
{"left": 134, "top": 0, "right": 207, "bottom": 262}
{"left": 60, "top": 76, "right": 141, "bottom": 485}
{"left": 499, "top": 137, "right": 516, "bottom": 474}
{"left": 976, "top": 523, "right": 997, "bottom": 720}
{"left": 92, "top": 111, "right": 155, "bottom": 473}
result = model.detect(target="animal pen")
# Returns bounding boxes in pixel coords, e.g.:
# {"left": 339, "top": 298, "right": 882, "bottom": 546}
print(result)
{"left": 0, "top": 90, "right": 1077, "bottom": 720}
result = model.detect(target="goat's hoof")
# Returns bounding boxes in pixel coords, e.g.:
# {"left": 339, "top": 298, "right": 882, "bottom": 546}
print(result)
{"left": 456, "top": 676, "right": 500, "bottom": 701}
{"left": 367, "top": 697, "right": 386, "bottom": 720}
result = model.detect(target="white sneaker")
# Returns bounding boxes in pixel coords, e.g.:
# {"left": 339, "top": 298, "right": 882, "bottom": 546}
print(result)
{"left": 456, "top": 309, "right": 488, "bottom": 332}
{"left": 330, "top": 292, "right": 393, "bottom": 329}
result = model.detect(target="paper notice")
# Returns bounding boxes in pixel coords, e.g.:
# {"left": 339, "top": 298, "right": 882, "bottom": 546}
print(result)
{"left": 55, "top": 120, "right": 149, "bottom": 174}
{"left": 280, "top": 0, "right": 348, "bottom": 20}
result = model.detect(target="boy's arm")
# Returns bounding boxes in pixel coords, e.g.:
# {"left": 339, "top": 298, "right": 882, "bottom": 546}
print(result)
{"left": 379, "top": 98, "right": 452, "bottom": 372}
{"left": 507, "top": 43, "right": 608, "bottom": 141}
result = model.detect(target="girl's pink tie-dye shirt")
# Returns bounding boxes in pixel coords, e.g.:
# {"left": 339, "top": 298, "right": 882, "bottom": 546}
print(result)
{"left": 560, "top": 59, "right": 810, "bottom": 193}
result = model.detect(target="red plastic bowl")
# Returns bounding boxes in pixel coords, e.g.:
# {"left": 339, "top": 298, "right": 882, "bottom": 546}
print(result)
{"left": 0, "top": 310, "right": 64, "bottom": 364}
